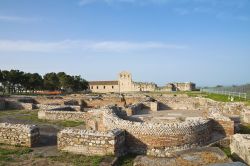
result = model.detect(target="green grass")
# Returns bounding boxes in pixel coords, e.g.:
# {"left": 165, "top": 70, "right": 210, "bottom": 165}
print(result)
{"left": 220, "top": 147, "right": 232, "bottom": 158}
{"left": 0, "top": 110, "right": 85, "bottom": 127}
{"left": 116, "top": 154, "right": 137, "bottom": 166}
{"left": 0, "top": 145, "right": 32, "bottom": 164}
{"left": 239, "top": 124, "right": 250, "bottom": 134}
{"left": 49, "top": 152, "right": 105, "bottom": 166}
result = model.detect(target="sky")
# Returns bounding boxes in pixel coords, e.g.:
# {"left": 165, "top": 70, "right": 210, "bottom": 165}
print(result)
{"left": 0, "top": 0, "right": 250, "bottom": 87}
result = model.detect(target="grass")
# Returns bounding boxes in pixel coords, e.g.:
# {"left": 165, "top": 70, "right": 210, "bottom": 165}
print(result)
{"left": 116, "top": 154, "right": 137, "bottom": 166}
{"left": 220, "top": 147, "right": 232, "bottom": 158}
{"left": 49, "top": 152, "right": 105, "bottom": 166}
{"left": 0, "top": 110, "right": 85, "bottom": 127}
{"left": 239, "top": 124, "right": 250, "bottom": 134}
{"left": 0, "top": 144, "right": 32, "bottom": 164}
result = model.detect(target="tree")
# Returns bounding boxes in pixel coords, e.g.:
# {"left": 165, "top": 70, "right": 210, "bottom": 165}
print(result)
{"left": 72, "top": 75, "right": 88, "bottom": 92}
{"left": 1, "top": 70, "right": 10, "bottom": 94}
{"left": 22, "top": 73, "right": 43, "bottom": 92}
{"left": 43, "top": 72, "right": 60, "bottom": 91}
{"left": 0, "top": 70, "right": 3, "bottom": 93}
{"left": 0, "top": 70, "right": 2, "bottom": 83}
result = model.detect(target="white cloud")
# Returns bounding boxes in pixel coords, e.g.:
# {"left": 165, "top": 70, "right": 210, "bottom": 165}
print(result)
{"left": 0, "top": 40, "right": 187, "bottom": 53}
{"left": 0, "top": 15, "right": 36, "bottom": 22}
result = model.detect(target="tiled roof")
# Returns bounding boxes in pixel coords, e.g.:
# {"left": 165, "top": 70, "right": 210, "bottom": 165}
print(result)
{"left": 89, "top": 81, "right": 119, "bottom": 85}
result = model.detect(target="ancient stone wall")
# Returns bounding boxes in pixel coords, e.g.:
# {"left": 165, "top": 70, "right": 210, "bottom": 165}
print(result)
{"left": 242, "top": 110, "right": 250, "bottom": 124}
{"left": 58, "top": 128, "right": 125, "bottom": 156}
{"left": 38, "top": 110, "right": 88, "bottom": 121}
{"left": 36, "top": 104, "right": 82, "bottom": 112}
{"left": 230, "top": 134, "right": 250, "bottom": 165}
{"left": 103, "top": 108, "right": 212, "bottom": 157}
{"left": 153, "top": 95, "right": 248, "bottom": 116}
{"left": 211, "top": 119, "right": 234, "bottom": 137}
{"left": 0, "top": 123, "right": 39, "bottom": 147}
{"left": 5, "top": 100, "right": 34, "bottom": 110}
{"left": 38, "top": 110, "right": 104, "bottom": 130}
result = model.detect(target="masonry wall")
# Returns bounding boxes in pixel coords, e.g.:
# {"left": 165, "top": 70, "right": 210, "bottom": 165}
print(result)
{"left": 212, "top": 119, "right": 234, "bottom": 137}
{"left": 103, "top": 108, "right": 212, "bottom": 157}
{"left": 90, "top": 84, "right": 119, "bottom": 93}
{"left": 0, "top": 123, "right": 39, "bottom": 147}
{"left": 38, "top": 110, "right": 89, "bottom": 121}
{"left": 242, "top": 111, "right": 250, "bottom": 124}
{"left": 58, "top": 128, "right": 125, "bottom": 156}
{"left": 38, "top": 110, "right": 104, "bottom": 130}
{"left": 5, "top": 100, "right": 34, "bottom": 110}
{"left": 230, "top": 134, "right": 250, "bottom": 165}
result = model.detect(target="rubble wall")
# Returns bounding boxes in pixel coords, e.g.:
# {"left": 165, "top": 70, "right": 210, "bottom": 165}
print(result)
{"left": 230, "top": 134, "right": 250, "bottom": 165}
{"left": 103, "top": 108, "right": 212, "bottom": 157}
{"left": 58, "top": 128, "right": 125, "bottom": 156}
{"left": 0, "top": 123, "right": 39, "bottom": 147}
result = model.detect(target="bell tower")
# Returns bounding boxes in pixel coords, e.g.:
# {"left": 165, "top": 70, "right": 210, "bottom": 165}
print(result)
{"left": 119, "top": 71, "right": 132, "bottom": 92}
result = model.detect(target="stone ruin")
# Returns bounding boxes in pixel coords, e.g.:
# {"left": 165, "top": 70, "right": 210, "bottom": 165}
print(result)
{"left": 230, "top": 134, "right": 250, "bottom": 165}
{"left": 0, "top": 122, "right": 39, "bottom": 147}
{"left": 0, "top": 93, "right": 250, "bottom": 164}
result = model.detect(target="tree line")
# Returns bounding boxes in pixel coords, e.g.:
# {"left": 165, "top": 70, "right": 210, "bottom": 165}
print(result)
{"left": 0, "top": 69, "right": 88, "bottom": 94}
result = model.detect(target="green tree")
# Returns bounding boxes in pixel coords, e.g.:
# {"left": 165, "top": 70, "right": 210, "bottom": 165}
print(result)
{"left": 72, "top": 75, "right": 88, "bottom": 92}
{"left": 1, "top": 70, "right": 10, "bottom": 94}
{"left": 43, "top": 72, "right": 60, "bottom": 91}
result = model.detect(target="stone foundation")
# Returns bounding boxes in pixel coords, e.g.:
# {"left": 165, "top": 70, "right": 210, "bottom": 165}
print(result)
{"left": 230, "top": 134, "right": 250, "bottom": 165}
{"left": 242, "top": 111, "right": 250, "bottom": 124}
{"left": 0, "top": 123, "right": 39, "bottom": 147}
{"left": 212, "top": 119, "right": 234, "bottom": 137}
{"left": 103, "top": 108, "right": 212, "bottom": 157}
{"left": 38, "top": 110, "right": 88, "bottom": 121}
{"left": 58, "top": 128, "right": 125, "bottom": 156}
{"left": 150, "top": 102, "right": 158, "bottom": 112}
{"left": 6, "top": 100, "right": 34, "bottom": 110}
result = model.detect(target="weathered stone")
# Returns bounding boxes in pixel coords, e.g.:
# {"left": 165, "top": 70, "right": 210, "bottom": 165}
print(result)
{"left": 0, "top": 122, "right": 39, "bottom": 147}
{"left": 230, "top": 134, "right": 250, "bottom": 165}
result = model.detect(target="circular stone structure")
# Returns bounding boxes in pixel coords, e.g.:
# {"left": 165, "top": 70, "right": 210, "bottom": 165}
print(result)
{"left": 102, "top": 108, "right": 212, "bottom": 157}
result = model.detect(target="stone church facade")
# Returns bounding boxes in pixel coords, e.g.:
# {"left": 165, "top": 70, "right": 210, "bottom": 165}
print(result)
{"left": 89, "top": 71, "right": 196, "bottom": 93}
{"left": 89, "top": 71, "right": 157, "bottom": 93}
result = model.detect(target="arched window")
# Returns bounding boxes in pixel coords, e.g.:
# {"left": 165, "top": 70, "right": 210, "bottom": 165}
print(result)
{"left": 97, "top": 86, "right": 98, "bottom": 89}
{"left": 103, "top": 86, "right": 106, "bottom": 89}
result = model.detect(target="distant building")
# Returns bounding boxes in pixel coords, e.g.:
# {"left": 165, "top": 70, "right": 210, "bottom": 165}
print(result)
{"left": 88, "top": 71, "right": 196, "bottom": 93}
{"left": 89, "top": 71, "right": 157, "bottom": 93}
{"left": 163, "top": 82, "right": 196, "bottom": 91}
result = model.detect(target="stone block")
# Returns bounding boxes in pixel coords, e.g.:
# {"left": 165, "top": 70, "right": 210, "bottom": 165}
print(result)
{"left": 150, "top": 102, "right": 158, "bottom": 112}
{"left": 230, "top": 134, "right": 250, "bottom": 165}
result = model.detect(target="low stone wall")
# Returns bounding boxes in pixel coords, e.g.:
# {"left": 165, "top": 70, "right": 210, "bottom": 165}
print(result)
{"left": 230, "top": 134, "right": 250, "bottom": 165}
{"left": 6, "top": 100, "right": 34, "bottom": 110}
{"left": 125, "top": 103, "right": 144, "bottom": 116}
{"left": 153, "top": 95, "right": 249, "bottom": 116}
{"left": 58, "top": 128, "right": 125, "bottom": 156}
{"left": 38, "top": 110, "right": 104, "bottom": 130}
{"left": 0, "top": 99, "right": 5, "bottom": 110}
{"left": 209, "top": 112, "right": 235, "bottom": 137}
{"left": 36, "top": 104, "right": 82, "bottom": 112}
{"left": 242, "top": 111, "right": 250, "bottom": 124}
{"left": 38, "top": 110, "right": 88, "bottom": 121}
{"left": 103, "top": 108, "right": 212, "bottom": 157}
{"left": 0, "top": 123, "right": 39, "bottom": 147}
{"left": 212, "top": 119, "right": 234, "bottom": 137}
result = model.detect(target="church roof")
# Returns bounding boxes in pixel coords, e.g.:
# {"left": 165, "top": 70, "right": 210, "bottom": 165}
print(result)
{"left": 89, "top": 81, "right": 119, "bottom": 85}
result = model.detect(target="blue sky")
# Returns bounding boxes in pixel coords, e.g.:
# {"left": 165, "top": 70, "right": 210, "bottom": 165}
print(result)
{"left": 0, "top": 0, "right": 250, "bottom": 86}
